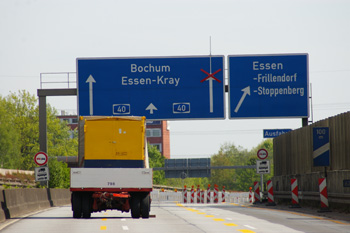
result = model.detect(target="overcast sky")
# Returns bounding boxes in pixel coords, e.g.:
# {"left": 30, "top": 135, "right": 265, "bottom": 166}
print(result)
{"left": 1, "top": 0, "right": 349, "bottom": 158}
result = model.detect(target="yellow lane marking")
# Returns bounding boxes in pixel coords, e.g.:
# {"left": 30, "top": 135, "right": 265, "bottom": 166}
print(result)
{"left": 197, "top": 212, "right": 206, "bottom": 215}
{"left": 237, "top": 230, "right": 256, "bottom": 233}
{"left": 213, "top": 218, "right": 225, "bottom": 222}
{"left": 205, "top": 215, "right": 215, "bottom": 217}
{"left": 100, "top": 226, "right": 107, "bottom": 230}
{"left": 101, "top": 218, "right": 107, "bottom": 221}
{"left": 224, "top": 223, "right": 238, "bottom": 226}
{"left": 329, "top": 220, "right": 349, "bottom": 225}
{"left": 186, "top": 208, "right": 199, "bottom": 212}
{"left": 230, "top": 203, "right": 240, "bottom": 206}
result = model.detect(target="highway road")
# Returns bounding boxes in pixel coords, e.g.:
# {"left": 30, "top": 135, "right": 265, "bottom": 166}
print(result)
{"left": 0, "top": 201, "right": 349, "bottom": 233}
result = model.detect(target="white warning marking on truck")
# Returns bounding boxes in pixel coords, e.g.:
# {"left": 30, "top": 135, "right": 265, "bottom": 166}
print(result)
{"left": 119, "top": 128, "right": 126, "bottom": 134}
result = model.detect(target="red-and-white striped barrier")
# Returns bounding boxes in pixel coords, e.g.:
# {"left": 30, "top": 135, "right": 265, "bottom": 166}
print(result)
{"left": 207, "top": 184, "right": 211, "bottom": 203}
{"left": 182, "top": 184, "right": 229, "bottom": 205}
{"left": 214, "top": 185, "right": 218, "bottom": 203}
{"left": 190, "top": 186, "right": 194, "bottom": 203}
{"left": 201, "top": 189, "right": 204, "bottom": 203}
{"left": 290, "top": 178, "right": 301, "bottom": 208}
{"left": 249, "top": 187, "right": 253, "bottom": 203}
{"left": 183, "top": 185, "right": 187, "bottom": 203}
{"left": 319, "top": 178, "right": 331, "bottom": 212}
{"left": 197, "top": 185, "right": 200, "bottom": 203}
{"left": 222, "top": 186, "right": 226, "bottom": 203}
{"left": 253, "top": 181, "right": 260, "bottom": 204}
{"left": 266, "top": 180, "right": 276, "bottom": 206}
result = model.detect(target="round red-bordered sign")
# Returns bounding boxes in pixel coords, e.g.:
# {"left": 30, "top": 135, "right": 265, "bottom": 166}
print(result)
{"left": 34, "top": 152, "right": 48, "bottom": 166}
{"left": 257, "top": 149, "right": 268, "bottom": 160}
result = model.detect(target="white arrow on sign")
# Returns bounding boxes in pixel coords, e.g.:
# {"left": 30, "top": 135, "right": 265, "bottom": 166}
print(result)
{"left": 234, "top": 86, "right": 250, "bottom": 113}
{"left": 86, "top": 75, "right": 96, "bottom": 116}
{"left": 146, "top": 103, "right": 157, "bottom": 114}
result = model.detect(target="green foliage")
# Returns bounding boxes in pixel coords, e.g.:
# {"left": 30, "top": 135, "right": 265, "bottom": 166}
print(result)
{"left": 0, "top": 97, "right": 21, "bottom": 168}
{"left": 167, "top": 177, "right": 210, "bottom": 190}
{"left": 48, "top": 159, "right": 70, "bottom": 188}
{"left": 147, "top": 139, "right": 274, "bottom": 191}
{"left": 210, "top": 140, "right": 274, "bottom": 191}
{"left": 148, "top": 144, "right": 165, "bottom": 185}
{"left": 0, "top": 91, "right": 39, "bottom": 170}
{"left": 0, "top": 91, "right": 78, "bottom": 188}
{"left": 209, "top": 143, "right": 249, "bottom": 190}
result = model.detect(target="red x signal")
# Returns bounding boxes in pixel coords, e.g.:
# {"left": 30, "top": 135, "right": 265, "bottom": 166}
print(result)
{"left": 200, "top": 69, "right": 222, "bottom": 83}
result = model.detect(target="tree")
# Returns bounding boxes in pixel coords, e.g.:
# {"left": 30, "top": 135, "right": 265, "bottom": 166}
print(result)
{"left": 0, "top": 96, "right": 21, "bottom": 168}
{"left": 46, "top": 105, "right": 78, "bottom": 157}
{"left": 235, "top": 157, "right": 260, "bottom": 191}
{"left": 0, "top": 91, "right": 77, "bottom": 188}
{"left": 148, "top": 144, "right": 165, "bottom": 185}
{"left": 1, "top": 90, "right": 39, "bottom": 170}
{"left": 48, "top": 158, "right": 70, "bottom": 188}
{"left": 209, "top": 142, "right": 251, "bottom": 190}
{"left": 208, "top": 140, "right": 273, "bottom": 191}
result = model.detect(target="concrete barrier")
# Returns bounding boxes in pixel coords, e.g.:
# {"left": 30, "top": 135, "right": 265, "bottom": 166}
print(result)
{"left": 49, "top": 189, "right": 71, "bottom": 207}
{"left": 0, "top": 188, "right": 71, "bottom": 222}
{"left": 3, "top": 189, "right": 51, "bottom": 218}
{"left": 0, "top": 187, "right": 6, "bottom": 223}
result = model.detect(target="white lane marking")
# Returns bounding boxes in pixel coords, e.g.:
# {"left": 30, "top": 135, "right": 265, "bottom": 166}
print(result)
{"left": 121, "top": 219, "right": 126, "bottom": 221}
{"left": 244, "top": 225, "right": 256, "bottom": 229}
{"left": 122, "top": 226, "right": 129, "bottom": 230}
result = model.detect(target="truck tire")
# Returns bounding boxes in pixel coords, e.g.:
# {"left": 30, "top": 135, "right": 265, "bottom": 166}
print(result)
{"left": 131, "top": 194, "right": 141, "bottom": 219}
{"left": 141, "top": 193, "right": 150, "bottom": 219}
{"left": 72, "top": 192, "right": 82, "bottom": 218}
{"left": 82, "top": 193, "right": 92, "bottom": 218}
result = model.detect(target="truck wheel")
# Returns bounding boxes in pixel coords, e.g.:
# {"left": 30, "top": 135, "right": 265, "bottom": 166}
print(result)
{"left": 72, "top": 192, "right": 82, "bottom": 218}
{"left": 131, "top": 195, "right": 141, "bottom": 219}
{"left": 141, "top": 193, "right": 150, "bottom": 219}
{"left": 82, "top": 193, "right": 92, "bottom": 218}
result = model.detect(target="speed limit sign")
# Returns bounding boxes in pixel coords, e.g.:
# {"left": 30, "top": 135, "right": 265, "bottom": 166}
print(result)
{"left": 34, "top": 152, "right": 48, "bottom": 166}
{"left": 257, "top": 149, "right": 268, "bottom": 160}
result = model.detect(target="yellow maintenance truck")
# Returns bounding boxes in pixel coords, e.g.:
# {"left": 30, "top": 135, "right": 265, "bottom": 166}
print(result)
{"left": 70, "top": 116, "right": 152, "bottom": 219}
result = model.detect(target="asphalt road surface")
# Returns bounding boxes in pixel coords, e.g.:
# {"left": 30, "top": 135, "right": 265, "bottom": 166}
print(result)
{"left": 0, "top": 202, "right": 349, "bottom": 233}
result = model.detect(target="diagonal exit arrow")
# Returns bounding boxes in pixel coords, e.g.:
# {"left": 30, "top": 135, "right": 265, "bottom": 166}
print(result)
{"left": 86, "top": 75, "right": 96, "bottom": 116}
{"left": 234, "top": 86, "right": 250, "bottom": 113}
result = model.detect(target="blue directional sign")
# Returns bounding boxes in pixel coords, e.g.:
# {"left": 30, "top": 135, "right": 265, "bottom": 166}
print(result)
{"left": 263, "top": 129, "right": 292, "bottom": 138}
{"left": 77, "top": 56, "right": 225, "bottom": 120}
{"left": 229, "top": 54, "right": 309, "bottom": 118}
{"left": 313, "top": 127, "right": 330, "bottom": 167}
